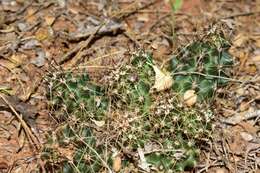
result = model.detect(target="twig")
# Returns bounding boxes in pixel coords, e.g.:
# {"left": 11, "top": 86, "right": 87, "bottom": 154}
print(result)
{"left": 58, "top": 22, "right": 106, "bottom": 65}
{"left": 197, "top": 160, "right": 224, "bottom": 173}
{"left": 0, "top": 94, "right": 41, "bottom": 150}
{"left": 76, "top": 65, "right": 115, "bottom": 70}
{"left": 220, "top": 11, "right": 260, "bottom": 19}
{"left": 67, "top": 20, "right": 123, "bottom": 41}
{"left": 112, "top": 0, "right": 159, "bottom": 20}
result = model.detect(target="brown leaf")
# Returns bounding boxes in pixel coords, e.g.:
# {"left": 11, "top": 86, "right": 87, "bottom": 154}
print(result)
{"left": 26, "top": 8, "right": 37, "bottom": 24}
{"left": 215, "top": 168, "right": 229, "bottom": 173}
{"left": 45, "top": 15, "right": 55, "bottom": 26}
{"left": 228, "top": 126, "right": 248, "bottom": 154}
{"left": 18, "top": 64, "right": 43, "bottom": 101}
{"left": 91, "top": 119, "right": 105, "bottom": 127}
{"left": 239, "top": 101, "right": 250, "bottom": 112}
{"left": 0, "top": 53, "right": 28, "bottom": 70}
{"left": 153, "top": 45, "right": 171, "bottom": 62}
{"left": 244, "top": 64, "right": 257, "bottom": 74}
{"left": 239, "top": 122, "right": 257, "bottom": 134}
{"left": 137, "top": 13, "right": 149, "bottom": 22}
{"left": 255, "top": 39, "right": 260, "bottom": 48}
{"left": 0, "top": 95, "right": 37, "bottom": 124}
{"left": 9, "top": 53, "right": 28, "bottom": 66}
{"left": 251, "top": 55, "right": 260, "bottom": 62}
{"left": 233, "top": 33, "right": 248, "bottom": 47}
{"left": 0, "top": 59, "right": 17, "bottom": 70}
{"left": 0, "top": 161, "right": 8, "bottom": 170}
{"left": 151, "top": 65, "right": 173, "bottom": 92}
{"left": 57, "top": 146, "right": 75, "bottom": 161}
{"left": 35, "top": 27, "right": 49, "bottom": 41}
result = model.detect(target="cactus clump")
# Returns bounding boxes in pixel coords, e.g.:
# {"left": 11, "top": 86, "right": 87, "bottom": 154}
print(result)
{"left": 170, "top": 33, "right": 233, "bottom": 101}
{"left": 47, "top": 72, "right": 108, "bottom": 121}
{"left": 44, "top": 35, "right": 232, "bottom": 172}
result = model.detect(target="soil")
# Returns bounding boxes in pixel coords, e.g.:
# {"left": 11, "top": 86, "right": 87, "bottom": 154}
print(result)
{"left": 0, "top": 0, "right": 259, "bottom": 172}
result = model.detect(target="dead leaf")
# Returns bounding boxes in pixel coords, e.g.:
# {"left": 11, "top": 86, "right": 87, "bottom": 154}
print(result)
{"left": 31, "top": 48, "right": 46, "bottom": 67}
{"left": 91, "top": 119, "right": 105, "bottom": 127}
{"left": 239, "top": 101, "right": 250, "bottom": 112}
{"left": 26, "top": 8, "right": 37, "bottom": 24}
{"left": 151, "top": 65, "right": 173, "bottom": 92}
{"left": 9, "top": 53, "right": 28, "bottom": 66}
{"left": 153, "top": 45, "right": 171, "bottom": 62}
{"left": 137, "top": 13, "right": 149, "bottom": 22}
{"left": 35, "top": 27, "right": 49, "bottom": 41}
{"left": 228, "top": 126, "right": 248, "bottom": 154}
{"left": 0, "top": 95, "right": 37, "bottom": 122}
{"left": 45, "top": 15, "right": 55, "bottom": 26}
{"left": 233, "top": 33, "right": 248, "bottom": 47}
{"left": 18, "top": 64, "right": 43, "bottom": 101}
{"left": 240, "top": 132, "right": 253, "bottom": 142}
{"left": 0, "top": 54, "right": 28, "bottom": 70}
{"left": 251, "top": 55, "right": 260, "bottom": 62}
{"left": 238, "top": 52, "right": 248, "bottom": 71}
{"left": 21, "top": 39, "right": 40, "bottom": 50}
{"left": 215, "top": 168, "right": 229, "bottom": 173}
{"left": 137, "top": 148, "right": 150, "bottom": 172}
{"left": 244, "top": 64, "right": 257, "bottom": 74}
{"left": 57, "top": 146, "right": 74, "bottom": 161}
{"left": 239, "top": 122, "right": 257, "bottom": 134}
{"left": 255, "top": 39, "right": 260, "bottom": 48}
{"left": 0, "top": 59, "right": 17, "bottom": 70}
{"left": 112, "top": 155, "right": 122, "bottom": 172}
{"left": 151, "top": 41, "right": 158, "bottom": 49}
{"left": 19, "top": 78, "right": 42, "bottom": 102}
{"left": 57, "top": 0, "right": 66, "bottom": 8}
{"left": 0, "top": 161, "right": 8, "bottom": 170}
{"left": 183, "top": 90, "right": 197, "bottom": 106}
{"left": 235, "top": 87, "right": 245, "bottom": 96}
{"left": 17, "top": 22, "right": 28, "bottom": 32}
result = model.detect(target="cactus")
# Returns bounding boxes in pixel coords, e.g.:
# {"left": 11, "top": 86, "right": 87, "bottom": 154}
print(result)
{"left": 42, "top": 125, "right": 106, "bottom": 173}
{"left": 45, "top": 72, "right": 109, "bottom": 172}
{"left": 44, "top": 37, "right": 232, "bottom": 172}
{"left": 47, "top": 72, "right": 108, "bottom": 121}
{"left": 170, "top": 33, "right": 233, "bottom": 101}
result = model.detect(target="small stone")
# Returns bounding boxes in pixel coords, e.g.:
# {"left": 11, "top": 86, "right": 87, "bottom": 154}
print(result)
{"left": 112, "top": 155, "right": 121, "bottom": 172}
{"left": 183, "top": 90, "right": 197, "bottom": 106}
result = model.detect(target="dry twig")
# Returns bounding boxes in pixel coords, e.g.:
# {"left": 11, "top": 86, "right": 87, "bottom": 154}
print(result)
{"left": 0, "top": 94, "right": 41, "bottom": 150}
{"left": 58, "top": 22, "right": 106, "bottom": 65}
